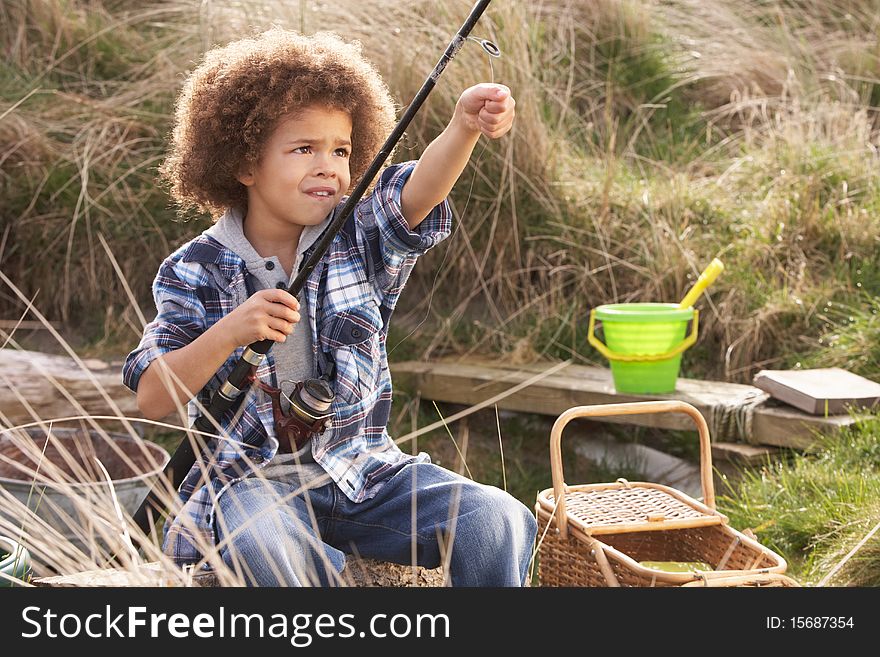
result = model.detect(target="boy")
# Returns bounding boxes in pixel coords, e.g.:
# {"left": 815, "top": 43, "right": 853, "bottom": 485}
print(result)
{"left": 124, "top": 29, "right": 536, "bottom": 586}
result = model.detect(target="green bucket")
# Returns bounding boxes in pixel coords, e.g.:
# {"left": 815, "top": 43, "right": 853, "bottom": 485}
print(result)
{"left": 588, "top": 303, "right": 699, "bottom": 394}
{"left": 0, "top": 536, "right": 32, "bottom": 586}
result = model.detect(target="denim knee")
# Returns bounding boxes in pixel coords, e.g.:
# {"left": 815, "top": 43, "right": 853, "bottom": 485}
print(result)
{"left": 482, "top": 487, "right": 536, "bottom": 540}
{"left": 449, "top": 486, "right": 537, "bottom": 586}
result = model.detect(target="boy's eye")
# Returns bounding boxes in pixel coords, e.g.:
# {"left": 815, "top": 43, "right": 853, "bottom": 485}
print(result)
{"left": 293, "top": 146, "right": 311, "bottom": 154}
{"left": 335, "top": 148, "right": 351, "bottom": 157}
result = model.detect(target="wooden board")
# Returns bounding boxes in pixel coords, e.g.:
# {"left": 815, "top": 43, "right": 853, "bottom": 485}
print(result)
{"left": 0, "top": 349, "right": 856, "bottom": 451}
{"left": 32, "top": 562, "right": 201, "bottom": 587}
{"left": 750, "top": 404, "right": 856, "bottom": 450}
{"left": 391, "top": 360, "right": 858, "bottom": 449}
{"left": 0, "top": 349, "right": 182, "bottom": 430}
{"left": 711, "top": 442, "right": 780, "bottom": 466}
{"left": 32, "top": 558, "right": 444, "bottom": 587}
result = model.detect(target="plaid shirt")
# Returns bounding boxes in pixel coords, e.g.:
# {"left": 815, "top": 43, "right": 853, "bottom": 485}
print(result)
{"left": 123, "top": 162, "right": 451, "bottom": 565}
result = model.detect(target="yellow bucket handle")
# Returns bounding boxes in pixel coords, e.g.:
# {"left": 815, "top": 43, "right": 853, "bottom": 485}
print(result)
{"left": 588, "top": 308, "right": 699, "bottom": 363}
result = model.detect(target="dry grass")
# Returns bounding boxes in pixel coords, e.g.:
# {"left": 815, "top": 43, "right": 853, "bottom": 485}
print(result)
{"left": 2, "top": 0, "right": 879, "bottom": 382}
{"left": 2, "top": 0, "right": 880, "bottom": 584}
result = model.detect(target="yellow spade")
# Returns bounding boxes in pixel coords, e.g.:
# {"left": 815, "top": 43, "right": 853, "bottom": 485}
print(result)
{"left": 678, "top": 258, "right": 724, "bottom": 309}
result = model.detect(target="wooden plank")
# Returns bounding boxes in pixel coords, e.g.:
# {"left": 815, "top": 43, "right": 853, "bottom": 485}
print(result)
{"left": 392, "top": 360, "right": 755, "bottom": 435}
{"left": 750, "top": 404, "right": 856, "bottom": 450}
{"left": 0, "top": 349, "right": 137, "bottom": 425}
{"left": 32, "top": 559, "right": 444, "bottom": 587}
{"left": 711, "top": 442, "right": 780, "bottom": 466}
{"left": 393, "top": 361, "right": 741, "bottom": 433}
{"left": 31, "top": 562, "right": 205, "bottom": 587}
{"left": 0, "top": 349, "right": 183, "bottom": 429}
{"left": 1, "top": 348, "right": 853, "bottom": 451}
{"left": 391, "top": 360, "right": 858, "bottom": 449}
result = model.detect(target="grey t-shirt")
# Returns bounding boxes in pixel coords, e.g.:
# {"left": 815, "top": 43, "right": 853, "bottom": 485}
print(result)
{"left": 206, "top": 210, "right": 329, "bottom": 484}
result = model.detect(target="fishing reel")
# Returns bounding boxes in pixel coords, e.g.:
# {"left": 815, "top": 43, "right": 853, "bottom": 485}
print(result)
{"left": 256, "top": 376, "right": 335, "bottom": 454}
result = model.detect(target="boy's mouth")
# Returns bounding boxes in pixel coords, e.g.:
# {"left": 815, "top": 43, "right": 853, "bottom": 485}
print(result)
{"left": 304, "top": 187, "right": 336, "bottom": 200}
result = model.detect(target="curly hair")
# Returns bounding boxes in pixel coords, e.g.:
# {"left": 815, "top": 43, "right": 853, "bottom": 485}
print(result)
{"left": 159, "top": 29, "right": 397, "bottom": 219}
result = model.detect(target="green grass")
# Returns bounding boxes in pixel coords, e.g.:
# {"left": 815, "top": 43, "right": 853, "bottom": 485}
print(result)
{"left": 801, "top": 295, "right": 880, "bottom": 380}
{"left": 718, "top": 414, "right": 880, "bottom": 585}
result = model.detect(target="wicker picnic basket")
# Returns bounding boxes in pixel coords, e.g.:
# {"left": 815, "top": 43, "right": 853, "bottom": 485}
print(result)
{"left": 535, "top": 400, "right": 794, "bottom": 587}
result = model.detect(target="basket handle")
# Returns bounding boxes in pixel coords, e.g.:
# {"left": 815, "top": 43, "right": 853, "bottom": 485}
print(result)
{"left": 588, "top": 308, "right": 699, "bottom": 362}
{"left": 550, "top": 401, "right": 715, "bottom": 539}
{"left": 680, "top": 573, "right": 799, "bottom": 587}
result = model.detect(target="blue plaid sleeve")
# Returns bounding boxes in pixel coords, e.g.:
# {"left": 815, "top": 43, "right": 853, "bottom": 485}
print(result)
{"left": 359, "top": 161, "right": 452, "bottom": 299}
{"left": 122, "top": 256, "right": 208, "bottom": 394}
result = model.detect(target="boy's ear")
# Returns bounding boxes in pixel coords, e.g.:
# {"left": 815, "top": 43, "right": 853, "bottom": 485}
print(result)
{"left": 236, "top": 164, "right": 254, "bottom": 187}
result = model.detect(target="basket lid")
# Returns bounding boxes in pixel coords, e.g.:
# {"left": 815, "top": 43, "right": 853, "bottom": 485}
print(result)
{"left": 538, "top": 480, "right": 726, "bottom": 535}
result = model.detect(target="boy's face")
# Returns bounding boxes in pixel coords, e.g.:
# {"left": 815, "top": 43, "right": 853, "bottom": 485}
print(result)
{"left": 238, "top": 104, "right": 353, "bottom": 229}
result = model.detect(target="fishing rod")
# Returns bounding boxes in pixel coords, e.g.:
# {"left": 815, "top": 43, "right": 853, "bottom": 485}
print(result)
{"left": 133, "top": 0, "right": 495, "bottom": 539}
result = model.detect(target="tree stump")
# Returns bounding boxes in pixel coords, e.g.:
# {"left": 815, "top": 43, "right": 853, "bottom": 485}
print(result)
{"left": 344, "top": 558, "right": 446, "bottom": 587}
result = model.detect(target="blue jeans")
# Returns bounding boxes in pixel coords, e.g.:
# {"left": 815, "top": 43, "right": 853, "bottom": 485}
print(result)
{"left": 215, "top": 462, "right": 537, "bottom": 586}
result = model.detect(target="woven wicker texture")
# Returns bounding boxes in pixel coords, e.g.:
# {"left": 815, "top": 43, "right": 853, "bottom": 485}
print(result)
{"left": 536, "top": 512, "right": 786, "bottom": 587}
{"left": 543, "top": 484, "right": 715, "bottom": 531}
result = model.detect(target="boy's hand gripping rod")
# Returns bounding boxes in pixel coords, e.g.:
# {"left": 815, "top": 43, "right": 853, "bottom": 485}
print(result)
{"left": 133, "top": 0, "right": 495, "bottom": 538}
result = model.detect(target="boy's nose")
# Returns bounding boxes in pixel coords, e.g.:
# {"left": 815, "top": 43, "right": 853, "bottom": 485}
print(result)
{"left": 312, "top": 157, "right": 336, "bottom": 178}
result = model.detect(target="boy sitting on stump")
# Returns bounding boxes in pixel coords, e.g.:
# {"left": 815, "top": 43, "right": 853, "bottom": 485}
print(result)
{"left": 124, "top": 29, "right": 536, "bottom": 586}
